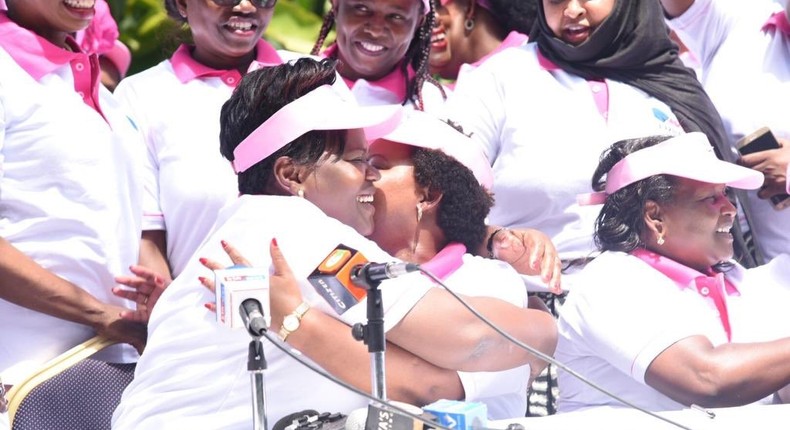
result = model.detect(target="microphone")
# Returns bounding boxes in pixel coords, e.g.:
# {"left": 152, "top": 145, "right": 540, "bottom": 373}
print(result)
{"left": 240, "top": 298, "right": 268, "bottom": 337}
{"left": 423, "top": 400, "right": 487, "bottom": 430}
{"left": 215, "top": 266, "right": 270, "bottom": 330}
{"left": 350, "top": 262, "right": 420, "bottom": 288}
{"left": 308, "top": 245, "right": 370, "bottom": 315}
{"left": 345, "top": 402, "right": 431, "bottom": 430}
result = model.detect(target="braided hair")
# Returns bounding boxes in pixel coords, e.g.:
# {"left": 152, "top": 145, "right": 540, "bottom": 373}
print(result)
{"left": 311, "top": 0, "right": 446, "bottom": 110}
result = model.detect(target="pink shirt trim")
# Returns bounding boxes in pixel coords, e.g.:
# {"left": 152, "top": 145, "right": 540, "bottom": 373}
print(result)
{"left": 420, "top": 242, "right": 466, "bottom": 281}
{"left": 0, "top": 12, "right": 104, "bottom": 117}
{"left": 632, "top": 249, "right": 739, "bottom": 341}
{"left": 323, "top": 43, "right": 415, "bottom": 101}
{"left": 786, "top": 163, "right": 790, "bottom": 195}
{"left": 537, "top": 49, "right": 610, "bottom": 121}
{"left": 762, "top": 11, "right": 790, "bottom": 36}
{"left": 469, "top": 31, "right": 528, "bottom": 70}
{"left": 170, "top": 39, "right": 284, "bottom": 87}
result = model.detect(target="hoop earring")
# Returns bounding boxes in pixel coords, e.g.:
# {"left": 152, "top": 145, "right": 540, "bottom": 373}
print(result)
{"left": 464, "top": 18, "right": 475, "bottom": 31}
{"left": 297, "top": 189, "right": 305, "bottom": 199}
{"left": 656, "top": 234, "right": 665, "bottom": 246}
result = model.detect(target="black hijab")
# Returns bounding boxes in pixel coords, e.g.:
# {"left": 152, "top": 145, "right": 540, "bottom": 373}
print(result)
{"left": 529, "top": 0, "right": 736, "bottom": 161}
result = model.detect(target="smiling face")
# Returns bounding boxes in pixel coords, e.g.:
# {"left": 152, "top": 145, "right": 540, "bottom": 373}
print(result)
{"left": 365, "top": 140, "right": 421, "bottom": 255}
{"left": 429, "top": 0, "right": 469, "bottom": 79}
{"left": 542, "top": 0, "right": 615, "bottom": 46}
{"left": 302, "top": 129, "right": 381, "bottom": 236}
{"left": 333, "top": 0, "right": 424, "bottom": 81}
{"left": 177, "top": 0, "right": 272, "bottom": 70}
{"left": 8, "top": 0, "right": 96, "bottom": 47}
{"left": 647, "top": 178, "right": 737, "bottom": 272}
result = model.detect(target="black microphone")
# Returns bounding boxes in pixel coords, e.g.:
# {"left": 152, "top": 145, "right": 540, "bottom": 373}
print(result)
{"left": 350, "top": 262, "right": 420, "bottom": 288}
{"left": 240, "top": 298, "right": 268, "bottom": 337}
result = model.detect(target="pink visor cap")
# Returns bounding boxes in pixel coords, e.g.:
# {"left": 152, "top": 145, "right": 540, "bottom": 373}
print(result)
{"left": 440, "top": 0, "right": 491, "bottom": 10}
{"left": 368, "top": 110, "right": 494, "bottom": 189}
{"left": 578, "top": 132, "right": 764, "bottom": 205}
{"left": 232, "top": 84, "right": 403, "bottom": 173}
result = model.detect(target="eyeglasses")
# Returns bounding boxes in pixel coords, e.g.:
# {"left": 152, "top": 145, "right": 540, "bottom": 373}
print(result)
{"left": 211, "top": 0, "right": 278, "bottom": 9}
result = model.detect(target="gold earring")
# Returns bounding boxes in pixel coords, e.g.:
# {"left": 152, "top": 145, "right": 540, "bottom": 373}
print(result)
{"left": 416, "top": 205, "right": 423, "bottom": 223}
{"left": 657, "top": 234, "right": 665, "bottom": 246}
{"left": 297, "top": 189, "right": 305, "bottom": 198}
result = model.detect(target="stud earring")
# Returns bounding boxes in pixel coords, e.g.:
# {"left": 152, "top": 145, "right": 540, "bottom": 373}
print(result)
{"left": 657, "top": 234, "right": 665, "bottom": 246}
{"left": 464, "top": 18, "right": 475, "bottom": 31}
{"left": 297, "top": 189, "right": 305, "bottom": 198}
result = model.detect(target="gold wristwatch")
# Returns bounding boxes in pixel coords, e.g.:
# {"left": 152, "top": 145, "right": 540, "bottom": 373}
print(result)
{"left": 278, "top": 302, "right": 310, "bottom": 342}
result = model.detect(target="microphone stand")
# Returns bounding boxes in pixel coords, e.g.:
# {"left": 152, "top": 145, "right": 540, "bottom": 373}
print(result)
{"left": 247, "top": 337, "right": 269, "bottom": 430}
{"left": 350, "top": 266, "right": 387, "bottom": 400}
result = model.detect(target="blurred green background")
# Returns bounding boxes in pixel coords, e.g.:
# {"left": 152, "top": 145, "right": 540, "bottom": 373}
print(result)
{"left": 106, "top": 0, "right": 334, "bottom": 76}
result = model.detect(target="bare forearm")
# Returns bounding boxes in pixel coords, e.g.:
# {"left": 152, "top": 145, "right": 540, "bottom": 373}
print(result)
{"left": 287, "top": 310, "right": 463, "bottom": 405}
{"left": 647, "top": 336, "right": 790, "bottom": 408}
{"left": 138, "top": 230, "right": 172, "bottom": 283}
{"left": 0, "top": 237, "right": 109, "bottom": 328}
{"left": 390, "top": 291, "right": 557, "bottom": 372}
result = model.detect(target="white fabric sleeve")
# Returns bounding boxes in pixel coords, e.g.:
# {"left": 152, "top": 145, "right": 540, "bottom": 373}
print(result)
{"left": 666, "top": 0, "right": 734, "bottom": 67}
{"left": 457, "top": 365, "right": 530, "bottom": 403}
{"left": 114, "top": 80, "right": 165, "bottom": 231}
{"left": 444, "top": 65, "right": 506, "bottom": 166}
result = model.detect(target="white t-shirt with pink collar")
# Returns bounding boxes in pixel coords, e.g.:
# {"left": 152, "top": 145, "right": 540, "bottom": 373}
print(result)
{"left": 114, "top": 41, "right": 302, "bottom": 278}
{"left": 556, "top": 251, "right": 790, "bottom": 412}
{"left": 667, "top": 0, "right": 790, "bottom": 261}
{"left": 0, "top": 13, "right": 143, "bottom": 385}
{"left": 446, "top": 43, "right": 685, "bottom": 290}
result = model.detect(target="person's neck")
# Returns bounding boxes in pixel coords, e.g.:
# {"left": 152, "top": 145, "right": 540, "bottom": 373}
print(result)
{"left": 464, "top": 12, "right": 508, "bottom": 64}
{"left": 191, "top": 47, "right": 256, "bottom": 74}
{"left": 390, "top": 227, "right": 446, "bottom": 265}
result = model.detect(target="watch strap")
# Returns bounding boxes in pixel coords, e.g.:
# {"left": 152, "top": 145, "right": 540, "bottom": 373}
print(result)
{"left": 278, "top": 301, "right": 310, "bottom": 342}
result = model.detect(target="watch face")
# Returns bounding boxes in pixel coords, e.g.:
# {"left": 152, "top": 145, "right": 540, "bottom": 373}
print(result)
{"left": 283, "top": 315, "right": 300, "bottom": 332}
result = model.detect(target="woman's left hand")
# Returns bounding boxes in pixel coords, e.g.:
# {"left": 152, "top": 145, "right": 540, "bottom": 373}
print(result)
{"left": 113, "top": 265, "right": 171, "bottom": 323}
{"left": 491, "top": 228, "right": 562, "bottom": 294}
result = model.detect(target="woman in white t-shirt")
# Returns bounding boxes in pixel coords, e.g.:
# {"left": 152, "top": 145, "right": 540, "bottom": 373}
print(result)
{"left": 557, "top": 133, "right": 790, "bottom": 412}
{"left": 661, "top": 0, "right": 790, "bottom": 261}
{"left": 113, "top": 0, "right": 298, "bottom": 294}
{"left": 113, "top": 58, "right": 554, "bottom": 429}
{"left": 0, "top": 0, "right": 145, "bottom": 394}
{"left": 311, "top": 0, "right": 447, "bottom": 110}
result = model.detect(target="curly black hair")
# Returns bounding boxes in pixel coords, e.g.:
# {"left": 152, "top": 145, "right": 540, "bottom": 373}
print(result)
{"left": 412, "top": 147, "right": 494, "bottom": 252}
{"left": 486, "top": 0, "right": 538, "bottom": 34}
{"left": 311, "top": 0, "right": 445, "bottom": 110}
{"left": 592, "top": 135, "right": 676, "bottom": 254}
{"left": 219, "top": 58, "right": 347, "bottom": 195}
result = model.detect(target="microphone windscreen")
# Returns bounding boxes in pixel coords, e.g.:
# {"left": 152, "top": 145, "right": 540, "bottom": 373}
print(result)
{"left": 344, "top": 407, "right": 369, "bottom": 430}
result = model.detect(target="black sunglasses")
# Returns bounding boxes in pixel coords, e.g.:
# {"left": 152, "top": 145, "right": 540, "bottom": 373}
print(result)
{"left": 211, "top": 0, "right": 278, "bottom": 9}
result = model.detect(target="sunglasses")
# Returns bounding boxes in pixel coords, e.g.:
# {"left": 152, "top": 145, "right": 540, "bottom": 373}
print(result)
{"left": 211, "top": 0, "right": 278, "bottom": 9}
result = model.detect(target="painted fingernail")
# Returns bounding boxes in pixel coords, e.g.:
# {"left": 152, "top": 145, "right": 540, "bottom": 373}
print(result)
{"left": 272, "top": 237, "right": 278, "bottom": 247}
{"left": 199, "top": 257, "right": 207, "bottom": 265}
{"left": 198, "top": 276, "right": 207, "bottom": 284}
{"left": 221, "top": 240, "right": 228, "bottom": 248}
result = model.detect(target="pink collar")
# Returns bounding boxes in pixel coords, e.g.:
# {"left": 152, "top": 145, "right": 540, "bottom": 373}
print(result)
{"left": 0, "top": 12, "right": 87, "bottom": 80}
{"left": 420, "top": 243, "right": 466, "bottom": 281}
{"left": 323, "top": 43, "right": 415, "bottom": 101}
{"left": 170, "top": 39, "right": 284, "bottom": 86}
{"left": 763, "top": 11, "right": 790, "bottom": 37}
{"left": 632, "top": 248, "right": 739, "bottom": 341}
{"left": 469, "top": 31, "right": 528, "bottom": 69}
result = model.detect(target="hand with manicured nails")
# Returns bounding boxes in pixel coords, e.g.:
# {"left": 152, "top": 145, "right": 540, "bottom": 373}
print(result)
{"left": 491, "top": 228, "right": 562, "bottom": 294}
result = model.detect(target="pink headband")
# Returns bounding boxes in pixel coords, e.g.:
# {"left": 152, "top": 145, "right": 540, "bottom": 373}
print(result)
{"left": 233, "top": 84, "right": 403, "bottom": 173}
{"left": 368, "top": 110, "right": 494, "bottom": 189}
{"left": 439, "top": 0, "right": 492, "bottom": 11}
{"left": 577, "top": 132, "right": 764, "bottom": 205}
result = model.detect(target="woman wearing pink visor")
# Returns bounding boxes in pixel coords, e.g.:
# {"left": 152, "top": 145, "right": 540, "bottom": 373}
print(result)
{"left": 113, "top": 58, "right": 556, "bottom": 429}
{"left": 248, "top": 110, "right": 558, "bottom": 419}
{"left": 556, "top": 132, "right": 790, "bottom": 412}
